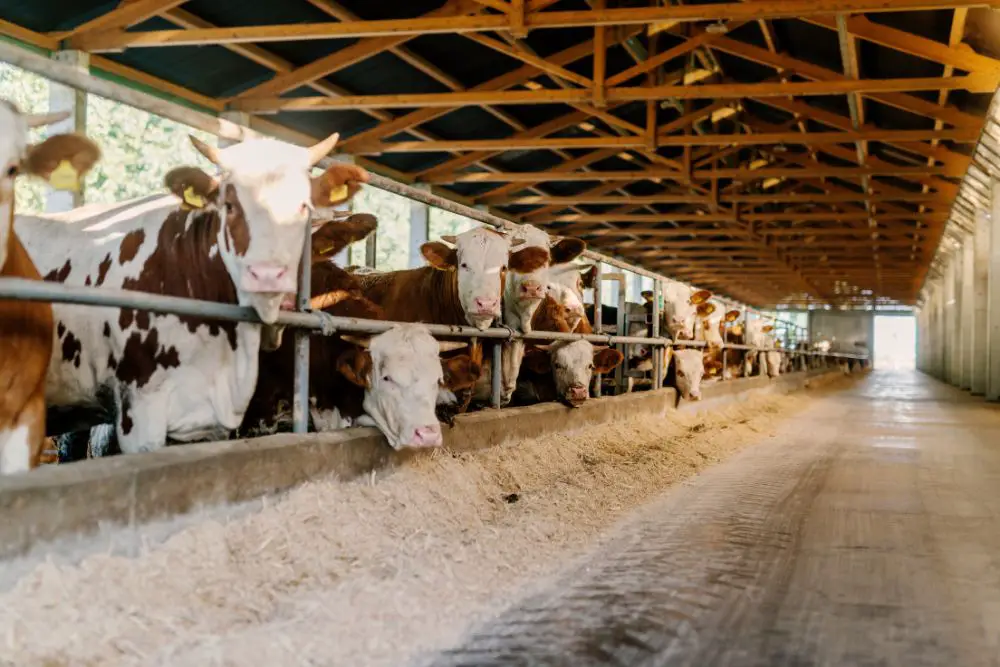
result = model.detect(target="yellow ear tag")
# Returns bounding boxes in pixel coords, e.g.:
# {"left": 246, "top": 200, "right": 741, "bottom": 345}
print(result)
{"left": 328, "top": 184, "right": 349, "bottom": 203}
{"left": 49, "top": 160, "right": 79, "bottom": 192}
{"left": 183, "top": 186, "right": 205, "bottom": 209}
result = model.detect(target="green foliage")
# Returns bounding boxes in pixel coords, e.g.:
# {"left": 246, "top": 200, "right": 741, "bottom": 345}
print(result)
{"left": 429, "top": 207, "right": 479, "bottom": 239}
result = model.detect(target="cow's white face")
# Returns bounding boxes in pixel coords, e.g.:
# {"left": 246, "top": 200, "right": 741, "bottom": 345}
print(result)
{"left": 766, "top": 350, "right": 782, "bottom": 378}
{"left": 342, "top": 324, "right": 452, "bottom": 449}
{"left": 663, "top": 298, "right": 697, "bottom": 340}
{"left": 0, "top": 103, "right": 98, "bottom": 270}
{"left": 545, "top": 263, "right": 592, "bottom": 329}
{"left": 531, "top": 341, "right": 623, "bottom": 407}
{"left": 504, "top": 224, "right": 552, "bottom": 324}
{"left": 673, "top": 348, "right": 706, "bottom": 401}
{"left": 177, "top": 133, "right": 363, "bottom": 324}
{"left": 422, "top": 227, "right": 549, "bottom": 330}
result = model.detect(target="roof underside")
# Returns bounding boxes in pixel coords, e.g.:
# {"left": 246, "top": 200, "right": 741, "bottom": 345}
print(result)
{"left": 3, "top": 0, "right": 998, "bottom": 307}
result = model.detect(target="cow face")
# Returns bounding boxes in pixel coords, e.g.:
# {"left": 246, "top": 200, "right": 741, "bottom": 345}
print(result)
{"left": 527, "top": 341, "right": 623, "bottom": 407}
{"left": 0, "top": 103, "right": 99, "bottom": 269}
{"left": 765, "top": 350, "right": 783, "bottom": 378}
{"left": 169, "top": 133, "right": 366, "bottom": 324}
{"left": 504, "top": 224, "right": 586, "bottom": 328}
{"left": 673, "top": 348, "right": 706, "bottom": 401}
{"left": 545, "top": 262, "right": 594, "bottom": 329}
{"left": 338, "top": 324, "right": 469, "bottom": 449}
{"left": 421, "top": 227, "right": 549, "bottom": 330}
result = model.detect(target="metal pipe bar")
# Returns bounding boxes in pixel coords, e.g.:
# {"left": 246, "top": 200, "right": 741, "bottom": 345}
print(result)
{"left": 491, "top": 343, "right": 503, "bottom": 409}
{"left": 593, "top": 263, "right": 604, "bottom": 397}
{"left": 293, "top": 225, "right": 312, "bottom": 434}
{"left": 652, "top": 279, "right": 662, "bottom": 390}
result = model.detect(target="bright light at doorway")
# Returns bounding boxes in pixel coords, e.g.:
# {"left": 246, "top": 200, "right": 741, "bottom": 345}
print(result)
{"left": 874, "top": 315, "right": 916, "bottom": 370}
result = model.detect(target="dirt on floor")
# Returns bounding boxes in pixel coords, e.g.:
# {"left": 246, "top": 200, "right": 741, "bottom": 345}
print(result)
{"left": 0, "top": 391, "right": 818, "bottom": 667}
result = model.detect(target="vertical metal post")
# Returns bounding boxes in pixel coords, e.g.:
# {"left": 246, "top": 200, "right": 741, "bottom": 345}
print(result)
{"left": 365, "top": 231, "right": 377, "bottom": 269}
{"left": 593, "top": 263, "right": 604, "bottom": 397}
{"left": 491, "top": 342, "right": 503, "bottom": 409}
{"left": 409, "top": 183, "right": 431, "bottom": 269}
{"left": 46, "top": 50, "right": 89, "bottom": 211}
{"left": 947, "top": 253, "right": 960, "bottom": 386}
{"left": 292, "top": 223, "right": 312, "bottom": 434}
{"left": 652, "top": 279, "right": 662, "bottom": 390}
{"left": 615, "top": 275, "right": 626, "bottom": 395}
{"left": 988, "top": 180, "right": 1000, "bottom": 400}
{"left": 961, "top": 239, "right": 975, "bottom": 390}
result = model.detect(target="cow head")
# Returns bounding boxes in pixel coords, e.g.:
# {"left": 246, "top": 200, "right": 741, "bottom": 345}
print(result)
{"left": 545, "top": 262, "right": 595, "bottom": 329}
{"left": 0, "top": 102, "right": 99, "bottom": 269}
{"left": 165, "top": 133, "right": 367, "bottom": 323}
{"left": 660, "top": 287, "right": 713, "bottom": 341}
{"left": 421, "top": 227, "right": 549, "bottom": 330}
{"left": 525, "top": 342, "right": 623, "bottom": 407}
{"left": 673, "top": 348, "right": 706, "bottom": 401}
{"left": 338, "top": 324, "right": 472, "bottom": 449}
{"left": 503, "top": 224, "right": 586, "bottom": 329}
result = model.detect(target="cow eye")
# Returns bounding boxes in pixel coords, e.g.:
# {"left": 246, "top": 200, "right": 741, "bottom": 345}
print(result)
{"left": 460, "top": 262, "right": 468, "bottom": 270}
{"left": 225, "top": 201, "right": 234, "bottom": 215}
{"left": 5, "top": 164, "right": 18, "bottom": 178}
{"left": 677, "top": 370, "right": 686, "bottom": 378}
{"left": 382, "top": 375, "right": 392, "bottom": 383}
{"left": 587, "top": 363, "right": 594, "bottom": 370}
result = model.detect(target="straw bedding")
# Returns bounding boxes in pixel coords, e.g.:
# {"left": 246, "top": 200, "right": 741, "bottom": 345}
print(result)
{"left": 0, "top": 392, "right": 811, "bottom": 666}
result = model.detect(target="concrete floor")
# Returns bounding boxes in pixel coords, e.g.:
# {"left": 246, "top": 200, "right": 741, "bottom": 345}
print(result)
{"left": 421, "top": 371, "right": 1000, "bottom": 667}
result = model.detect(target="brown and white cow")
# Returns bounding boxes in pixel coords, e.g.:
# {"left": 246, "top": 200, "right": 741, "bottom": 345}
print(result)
{"left": 355, "top": 226, "right": 549, "bottom": 416}
{"left": 15, "top": 133, "right": 366, "bottom": 454}
{"left": 0, "top": 102, "right": 100, "bottom": 474}
{"left": 242, "top": 221, "right": 482, "bottom": 449}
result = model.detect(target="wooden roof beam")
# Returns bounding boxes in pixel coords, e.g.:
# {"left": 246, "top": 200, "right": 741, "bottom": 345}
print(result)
{"left": 484, "top": 192, "right": 948, "bottom": 205}
{"left": 72, "top": 1, "right": 1000, "bottom": 50}
{"left": 362, "top": 127, "right": 977, "bottom": 154}
{"left": 230, "top": 75, "right": 991, "bottom": 112}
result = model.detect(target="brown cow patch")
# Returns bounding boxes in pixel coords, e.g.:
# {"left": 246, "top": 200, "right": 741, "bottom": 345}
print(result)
{"left": 223, "top": 186, "right": 250, "bottom": 257}
{"left": 103, "top": 322, "right": 111, "bottom": 338}
{"left": 85, "top": 275, "right": 92, "bottom": 286}
{"left": 116, "top": 329, "right": 181, "bottom": 388}
{"left": 61, "top": 330, "right": 82, "bottom": 368}
{"left": 107, "top": 352, "right": 117, "bottom": 371}
{"left": 121, "top": 209, "right": 240, "bottom": 351}
{"left": 56, "top": 321, "right": 65, "bottom": 338}
{"left": 119, "top": 309, "right": 133, "bottom": 330}
{"left": 44, "top": 259, "right": 72, "bottom": 283}
{"left": 96, "top": 253, "right": 113, "bottom": 286}
{"left": 119, "top": 229, "right": 145, "bottom": 264}
{"left": 136, "top": 310, "right": 150, "bottom": 330}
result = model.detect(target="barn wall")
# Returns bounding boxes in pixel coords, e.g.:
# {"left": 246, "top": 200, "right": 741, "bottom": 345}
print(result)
{"left": 809, "top": 311, "right": 874, "bottom": 354}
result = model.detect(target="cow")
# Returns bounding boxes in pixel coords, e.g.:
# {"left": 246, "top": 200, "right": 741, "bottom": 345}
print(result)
{"left": 511, "top": 295, "right": 624, "bottom": 407}
{"left": 15, "top": 132, "right": 368, "bottom": 455}
{"left": 644, "top": 284, "right": 713, "bottom": 341}
{"left": 499, "top": 224, "right": 586, "bottom": 405}
{"left": 354, "top": 226, "right": 549, "bottom": 417}
{"left": 1, "top": 102, "right": 101, "bottom": 474}
{"left": 241, "top": 220, "right": 482, "bottom": 448}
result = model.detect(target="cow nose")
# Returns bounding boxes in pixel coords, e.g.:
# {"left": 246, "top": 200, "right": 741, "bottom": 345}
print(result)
{"left": 474, "top": 296, "right": 499, "bottom": 314}
{"left": 689, "top": 390, "right": 702, "bottom": 401}
{"left": 520, "top": 280, "right": 545, "bottom": 300}
{"left": 568, "top": 384, "right": 588, "bottom": 400}
{"left": 243, "top": 264, "right": 295, "bottom": 293}
{"left": 411, "top": 424, "right": 443, "bottom": 448}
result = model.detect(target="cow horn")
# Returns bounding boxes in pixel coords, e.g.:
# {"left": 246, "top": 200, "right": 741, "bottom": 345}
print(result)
{"left": 190, "top": 135, "right": 222, "bottom": 166}
{"left": 533, "top": 343, "right": 553, "bottom": 351}
{"left": 510, "top": 237, "right": 526, "bottom": 247}
{"left": 440, "top": 234, "right": 458, "bottom": 245}
{"left": 307, "top": 132, "right": 340, "bottom": 167}
{"left": 340, "top": 334, "right": 371, "bottom": 348}
{"left": 24, "top": 111, "right": 71, "bottom": 128}
{"left": 438, "top": 341, "right": 468, "bottom": 352}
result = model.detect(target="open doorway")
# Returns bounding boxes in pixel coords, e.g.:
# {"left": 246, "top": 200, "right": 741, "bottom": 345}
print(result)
{"left": 873, "top": 315, "right": 916, "bottom": 370}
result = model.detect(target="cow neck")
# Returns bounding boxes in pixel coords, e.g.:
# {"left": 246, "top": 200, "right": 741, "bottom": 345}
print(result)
{"left": 429, "top": 266, "right": 466, "bottom": 326}
{"left": 122, "top": 207, "right": 237, "bottom": 305}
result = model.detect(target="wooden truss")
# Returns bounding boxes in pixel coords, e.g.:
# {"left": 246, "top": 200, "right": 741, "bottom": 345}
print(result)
{"left": 6, "top": 0, "right": 999, "bottom": 307}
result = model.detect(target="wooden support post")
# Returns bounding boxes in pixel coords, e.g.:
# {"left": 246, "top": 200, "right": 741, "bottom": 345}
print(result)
{"left": 46, "top": 50, "right": 89, "bottom": 212}
{"left": 946, "top": 252, "right": 960, "bottom": 386}
{"left": 645, "top": 33, "right": 657, "bottom": 151}
{"left": 510, "top": 0, "right": 527, "bottom": 38}
{"left": 593, "top": 0, "right": 607, "bottom": 109}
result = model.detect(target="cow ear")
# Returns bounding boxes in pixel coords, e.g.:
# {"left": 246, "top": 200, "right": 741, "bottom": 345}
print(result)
{"left": 593, "top": 348, "right": 624, "bottom": 373}
{"left": 550, "top": 238, "right": 585, "bottom": 264}
{"left": 312, "top": 213, "right": 377, "bottom": 261}
{"left": 641, "top": 290, "right": 654, "bottom": 303}
{"left": 164, "top": 166, "right": 219, "bottom": 209}
{"left": 523, "top": 348, "right": 552, "bottom": 374}
{"left": 23, "top": 134, "right": 101, "bottom": 191}
{"left": 508, "top": 246, "right": 550, "bottom": 273}
{"left": 311, "top": 163, "right": 369, "bottom": 207}
{"left": 337, "top": 348, "right": 373, "bottom": 388}
{"left": 440, "top": 354, "right": 482, "bottom": 391}
{"left": 725, "top": 309, "right": 741, "bottom": 322}
{"left": 421, "top": 241, "right": 458, "bottom": 270}
{"left": 689, "top": 289, "right": 713, "bottom": 305}
{"left": 581, "top": 265, "right": 598, "bottom": 289}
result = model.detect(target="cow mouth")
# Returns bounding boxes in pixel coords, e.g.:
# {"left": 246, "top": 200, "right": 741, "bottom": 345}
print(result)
{"left": 562, "top": 396, "right": 587, "bottom": 408}
{"left": 468, "top": 315, "right": 495, "bottom": 330}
